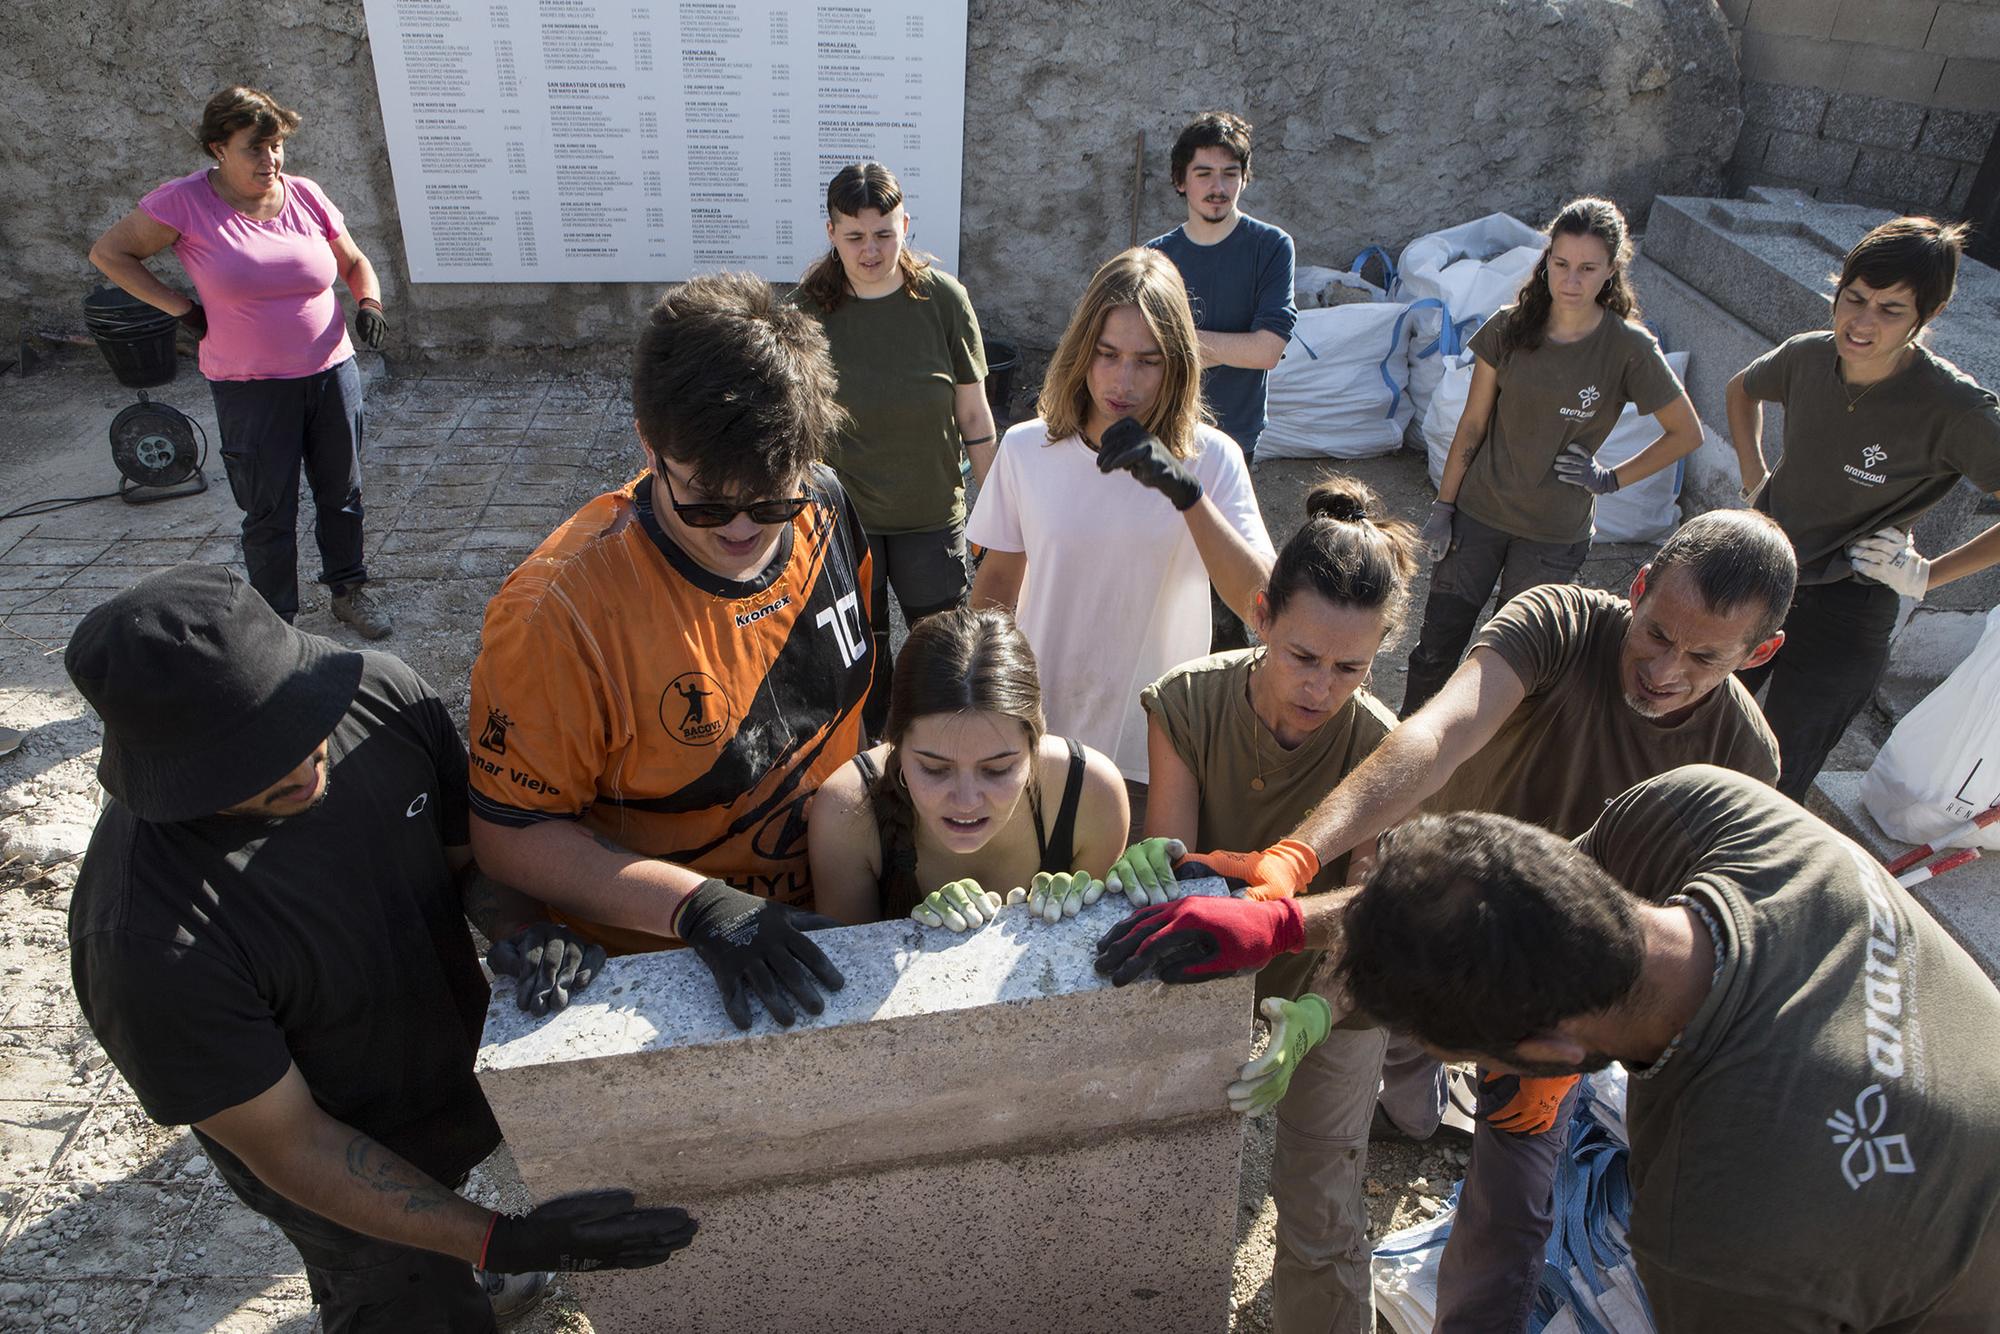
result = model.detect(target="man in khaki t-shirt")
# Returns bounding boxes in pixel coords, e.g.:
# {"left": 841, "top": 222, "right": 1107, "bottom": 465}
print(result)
{"left": 1340, "top": 765, "right": 2000, "bottom": 1333}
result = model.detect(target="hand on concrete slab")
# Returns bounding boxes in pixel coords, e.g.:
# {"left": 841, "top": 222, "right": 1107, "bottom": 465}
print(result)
{"left": 1027, "top": 869, "right": 1105, "bottom": 923}
{"left": 674, "top": 879, "right": 846, "bottom": 1029}
{"left": 1552, "top": 444, "right": 1620, "bottom": 495}
{"left": 1105, "top": 836, "right": 1186, "bottom": 907}
{"left": 911, "top": 878, "right": 1010, "bottom": 931}
{"left": 1419, "top": 502, "right": 1454, "bottom": 562}
{"left": 1227, "top": 995, "right": 1333, "bottom": 1115}
{"left": 1173, "top": 839, "right": 1319, "bottom": 902}
{"left": 487, "top": 921, "right": 607, "bottom": 1018}
{"left": 1848, "top": 527, "right": 1929, "bottom": 600}
{"left": 1481, "top": 1071, "right": 1579, "bottom": 1135}
{"left": 1094, "top": 894, "right": 1305, "bottom": 985}
{"left": 482, "top": 1189, "right": 698, "bottom": 1273}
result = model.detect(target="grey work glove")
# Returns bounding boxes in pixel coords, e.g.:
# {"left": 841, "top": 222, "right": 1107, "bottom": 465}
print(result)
{"left": 1420, "top": 501, "right": 1455, "bottom": 561}
{"left": 1552, "top": 444, "right": 1620, "bottom": 495}
{"left": 487, "top": 921, "right": 606, "bottom": 1018}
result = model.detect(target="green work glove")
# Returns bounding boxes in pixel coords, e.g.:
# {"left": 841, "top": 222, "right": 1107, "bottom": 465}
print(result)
{"left": 1027, "top": 869, "right": 1105, "bottom": 923}
{"left": 911, "top": 878, "right": 1019, "bottom": 931}
{"left": 1226, "top": 994, "right": 1334, "bottom": 1115}
{"left": 1104, "top": 837, "right": 1187, "bottom": 908}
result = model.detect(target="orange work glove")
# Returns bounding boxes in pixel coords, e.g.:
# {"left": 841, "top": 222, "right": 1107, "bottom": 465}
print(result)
{"left": 1174, "top": 838, "right": 1320, "bottom": 902}
{"left": 1482, "top": 1071, "right": 1580, "bottom": 1135}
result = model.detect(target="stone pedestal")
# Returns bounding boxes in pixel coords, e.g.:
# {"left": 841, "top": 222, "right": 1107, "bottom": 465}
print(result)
{"left": 477, "top": 882, "right": 1252, "bottom": 1332}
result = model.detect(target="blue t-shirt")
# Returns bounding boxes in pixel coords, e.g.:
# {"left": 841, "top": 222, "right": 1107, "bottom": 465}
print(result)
{"left": 1147, "top": 214, "right": 1297, "bottom": 456}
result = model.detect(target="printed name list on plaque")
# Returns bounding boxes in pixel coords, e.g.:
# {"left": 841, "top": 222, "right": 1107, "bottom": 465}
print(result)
{"left": 361, "top": 0, "right": 968, "bottom": 283}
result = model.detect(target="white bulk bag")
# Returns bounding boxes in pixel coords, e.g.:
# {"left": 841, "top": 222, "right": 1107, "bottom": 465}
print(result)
{"left": 1420, "top": 348, "right": 1479, "bottom": 487}
{"left": 1396, "top": 214, "right": 1546, "bottom": 428}
{"left": 1860, "top": 602, "right": 2000, "bottom": 849}
{"left": 1592, "top": 350, "right": 1690, "bottom": 543}
{"left": 1260, "top": 303, "right": 1413, "bottom": 461}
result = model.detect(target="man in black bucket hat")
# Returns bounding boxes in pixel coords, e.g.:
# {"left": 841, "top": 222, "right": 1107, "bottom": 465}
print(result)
{"left": 65, "top": 564, "right": 698, "bottom": 1332}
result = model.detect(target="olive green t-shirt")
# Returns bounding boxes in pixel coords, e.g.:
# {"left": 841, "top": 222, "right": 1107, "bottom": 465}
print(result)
{"left": 796, "top": 267, "right": 988, "bottom": 535}
{"left": 1578, "top": 765, "right": 2000, "bottom": 1332}
{"left": 1456, "top": 306, "right": 1683, "bottom": 544}
{"left": 1428, "top": 585, "right": 1778, "bottom": 835}
{"left": 1142, "top": 649, "right": 1396, "bottom": 1000}
{"left": 1742, "top": 331, "right": 2000, "bottom": 584}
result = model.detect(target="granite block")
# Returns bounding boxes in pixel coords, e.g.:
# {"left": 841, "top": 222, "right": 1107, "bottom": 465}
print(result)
{"left": 1935, "top": 56, "right": 2000, "bottom": 113}
{"left": 1822, "top": 91, "right": 1928, "bottom": 148}
{"left": 1848, "top": 145, "right": 1960, "bottom": 206}
{"left": 1917, "top": 107, "right": 2000, "bottom": 161}
{"left": 1928, "top": 2, "right": 2000, "bottom": 61}
{"left": 1764, "top": 128, "right": 1860, "bottom": 182}
{"left": 1831, "top": 0, "right": 1940, "bottom": 50}
{"left": 478, "top": 881, "right": 1254, "bottom": 1332}
{"left": 1743, "top": 79, "right": 1832, "bottom": 133}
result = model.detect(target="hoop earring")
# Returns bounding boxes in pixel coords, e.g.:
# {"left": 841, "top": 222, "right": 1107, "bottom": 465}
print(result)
{"left": 895, "top": 765, "right": 909, "bottom": 792}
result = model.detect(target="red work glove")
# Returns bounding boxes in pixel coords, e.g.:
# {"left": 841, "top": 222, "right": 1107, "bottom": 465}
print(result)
{"left": 1174, "top": 838, "right": 1320, "bottom": 902}
{"left": 1482, "top": 1071, "right": 1579, "bottom": 1135}
{"left": 1094, "top": 894, "right": 1305, "bottom": 985}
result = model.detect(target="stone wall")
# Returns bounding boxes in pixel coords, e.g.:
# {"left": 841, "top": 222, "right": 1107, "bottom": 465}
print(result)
{"left": 3, "top": 0, "right": 1740, "bottom": 361}
{"left": 1722, "top": 0, "right": 2000, "bottom": 215}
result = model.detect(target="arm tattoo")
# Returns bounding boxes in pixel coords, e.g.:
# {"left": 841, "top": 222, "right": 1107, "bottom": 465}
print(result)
{"left": 343, "top": 1134, "right": 461, "bottom": 1215}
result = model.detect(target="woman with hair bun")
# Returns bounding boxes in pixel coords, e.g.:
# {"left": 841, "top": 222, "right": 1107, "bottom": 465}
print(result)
{"left": 807, "top": 606, "right": 1128, "bottom": 930}
{"left": 1107, "top": 473, "right": 1427, "bottom": 1333}
{"left": 1405, "top": 196, "right": 1701, "bottom": 715}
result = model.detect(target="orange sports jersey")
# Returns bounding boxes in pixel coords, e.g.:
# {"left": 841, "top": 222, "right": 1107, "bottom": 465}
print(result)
{"left": 467, "top": 466, "right": 873, "bottom": 954}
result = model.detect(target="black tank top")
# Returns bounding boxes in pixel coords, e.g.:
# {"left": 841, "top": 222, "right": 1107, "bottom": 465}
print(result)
{"left": 852, "top": 738, "right": 1087, "bottom": 918}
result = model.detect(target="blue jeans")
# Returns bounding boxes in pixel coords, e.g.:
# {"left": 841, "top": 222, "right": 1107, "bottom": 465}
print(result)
{"left": 209, "top": 357, "right": 368, "bottom": 621}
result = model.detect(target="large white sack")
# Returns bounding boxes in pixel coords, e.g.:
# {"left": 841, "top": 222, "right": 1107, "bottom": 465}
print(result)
{"left": 1420, "top": 349, "right": 1478, "bottom": 487}
{"left": 1396, "top": 214, "right": 1545, "bottom": 429}
{"left": 1860, "top": 601, "right": 2000, "bottom": 849}
{"left": 1260, "top": 303, "right": 1413, "bottom": 461}
{"left": 1295, "top": 264, "right": 1384, "bottom": 308}
{"left": 1592, "top": 350, "right": 1689, "bottom": 543}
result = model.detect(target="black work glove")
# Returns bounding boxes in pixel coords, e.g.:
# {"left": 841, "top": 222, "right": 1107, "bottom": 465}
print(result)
{"left": 676, "top": 879, "right": 846, "bottom": 1029}
{"left": 1096, "top": 416, "right": 1203, "bottom": 511}
{"left": 487, "top": 921, "right": 606, "bottom": 1018}
{"left": 354, "top": 298, "right": 388, "bottom": 351}
{"left": 482, "top": 1188, "right": 697, "bottom": 1274}
{"left": 178, "top": 302, "right": 208, "bottom": 340}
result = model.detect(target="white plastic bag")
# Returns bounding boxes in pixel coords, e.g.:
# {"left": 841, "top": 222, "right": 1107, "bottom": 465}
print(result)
{"left": 1396, "top": 214, "right": 1546, "bottom": 428}
{"left": 1861, "top": 602, "right": 2000, "bottom": 849}
{"left": 1591, "top": 350, "right": 1689, "bottom": 543}
{"left": 1295, "top": 265, "right": 1384, "bottom": 309}
{"left": 1420, "top": 348, "right": 1478, "bottom": 486}
{"left": 1260, "top": 303, "right": 1413, "bottom": 460}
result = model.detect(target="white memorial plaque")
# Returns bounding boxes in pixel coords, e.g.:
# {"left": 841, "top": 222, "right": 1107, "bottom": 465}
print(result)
{"left": 362, "top": 0, "right": 967, "bottom": 283}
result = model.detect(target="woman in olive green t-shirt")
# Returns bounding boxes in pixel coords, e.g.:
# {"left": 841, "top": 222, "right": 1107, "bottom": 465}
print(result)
{"left": 794, "top": 162, "right": 999, "bottom": 739}
{"left": 1405, "top": 197, "right": 1702, "bottom": 716}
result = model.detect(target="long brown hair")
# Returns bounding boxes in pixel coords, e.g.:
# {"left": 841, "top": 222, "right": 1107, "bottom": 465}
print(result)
{"left": 1265, "top": 474, "right": 1422, "bottom": 641}
{"left": 1498, "top": 197, "right": 1639, "bottom": 360}
{"left": 797, "top": 162, "right": 933, "bottom": 314}
{"left": 1038, "top": 248, "right": 1207, "bottom": 459}
{"left": 874, "top": 607, "right": 1046, "bottom": 918}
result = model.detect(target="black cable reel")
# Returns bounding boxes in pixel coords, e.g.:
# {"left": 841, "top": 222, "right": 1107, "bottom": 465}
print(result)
{"left": 109, "top": 392, "right": 208, "bottom": 504}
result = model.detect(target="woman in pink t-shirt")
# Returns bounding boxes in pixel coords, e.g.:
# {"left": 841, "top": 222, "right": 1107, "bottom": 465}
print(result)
{"left": 89, "top": 86, "right": 393, "bottom": 638}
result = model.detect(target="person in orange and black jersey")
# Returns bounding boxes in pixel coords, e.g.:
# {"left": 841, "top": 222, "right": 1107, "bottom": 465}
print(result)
{"left": 467, "top": 273, "right": 873, "bottom": 1030}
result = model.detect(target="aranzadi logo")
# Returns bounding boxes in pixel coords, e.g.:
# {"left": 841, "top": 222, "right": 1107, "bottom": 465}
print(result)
{"left": 660, "top": 672, "right": 732, "bottom": 746}
{"left": 1558, "top": 385, "right": 1601, "bottom": 421}
{"left": 1827, "top": 1084, "right": 1915, "bottom": 1190}
{"left": 1844, "top": 443, "right": 1889, "bottom": 487}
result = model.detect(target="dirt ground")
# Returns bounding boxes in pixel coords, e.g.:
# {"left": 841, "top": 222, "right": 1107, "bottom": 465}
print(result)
{"left": 0, "top": 348, "right": 1879, "bottom": 1331}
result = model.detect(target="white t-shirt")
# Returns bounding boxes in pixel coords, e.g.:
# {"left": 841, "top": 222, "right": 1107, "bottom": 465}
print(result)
{"left": 967, "top": 420, "right": 1273, "bottom": 782}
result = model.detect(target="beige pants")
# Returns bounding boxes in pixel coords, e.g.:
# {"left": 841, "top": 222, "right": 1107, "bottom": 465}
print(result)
{"left": 1271, "top": 1026, "right": 1443, "bottom": 1334}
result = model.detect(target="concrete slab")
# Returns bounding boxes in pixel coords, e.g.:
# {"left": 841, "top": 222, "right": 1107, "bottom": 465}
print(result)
{"left": 1638, "top": 188, "right": 2000, "bottom": 610}
{"left": 1811, "top": 770, "right": 2000, "bottom": 981}
{"left": 478, "top": 881, "right": 1254, "bottom": 1333}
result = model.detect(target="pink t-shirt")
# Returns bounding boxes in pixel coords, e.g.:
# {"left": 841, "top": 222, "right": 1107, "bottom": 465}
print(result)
{"left": 139, "top": 170, "right": 355, "bottom": 382}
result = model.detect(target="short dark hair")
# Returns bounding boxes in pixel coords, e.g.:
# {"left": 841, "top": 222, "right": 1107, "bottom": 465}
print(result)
{"left": 1170, "top": 111, "right": 1253, "bottom": 188}
{"left": 631, "top": 273, "right": 842, "bottom": 499}
{"left": 1838, "top": 216, "right": 1968, "bottom": 326}
{"left": 1337, "top": 813, "right": 1645, "bottom": 1059}
{"left": 1644, "top": 509, "right": 1797, "bottom": 646}
{"left": 198, "top": 86, "right": 301, "bottom": 158}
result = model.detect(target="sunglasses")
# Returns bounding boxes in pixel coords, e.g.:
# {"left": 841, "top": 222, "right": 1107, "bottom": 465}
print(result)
{"left": 659, "top": 469, "right": 811, "bottom": 528}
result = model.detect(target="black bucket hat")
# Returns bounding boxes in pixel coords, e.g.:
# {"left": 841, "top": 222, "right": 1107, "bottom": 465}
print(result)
{"left": 64, "top": 564, "right": 366, "bottom": 823}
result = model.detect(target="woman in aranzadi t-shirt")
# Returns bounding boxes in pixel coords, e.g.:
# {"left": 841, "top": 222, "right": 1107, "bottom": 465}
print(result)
{"left": 1403, "top": 197, "right": 1701, "bottom": 716}
{"left": 1727, "top": 216, "right": 2000, "bottom": 800}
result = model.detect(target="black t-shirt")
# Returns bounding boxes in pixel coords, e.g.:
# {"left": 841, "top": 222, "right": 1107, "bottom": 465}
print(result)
{"left": 69, "top": 652, "right": 500, "bottom": 1189}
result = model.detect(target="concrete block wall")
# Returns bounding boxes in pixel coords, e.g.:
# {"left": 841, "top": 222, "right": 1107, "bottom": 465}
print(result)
{"left": 476, "top": 880, "right": 1253, "bottom": 1333}
{"left": 1724, "top": 1, "right": 2000, "bottom": 215}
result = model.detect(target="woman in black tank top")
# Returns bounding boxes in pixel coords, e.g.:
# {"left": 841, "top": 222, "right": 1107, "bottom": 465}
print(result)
{"left": 807, "top": 607, "right": 1128, "bottom": 930}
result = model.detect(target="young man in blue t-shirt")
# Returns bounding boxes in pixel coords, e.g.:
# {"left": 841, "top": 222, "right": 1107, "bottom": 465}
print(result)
{"left": 1146, "top": 110, "right": 1297, "bottom": 648}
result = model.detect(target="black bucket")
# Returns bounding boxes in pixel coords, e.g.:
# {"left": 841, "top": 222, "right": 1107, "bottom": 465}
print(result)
{"left": 983, "top": 336, "right": 1020, "bottom": 423}
{"left": 83, "top": 287, "right": 180, "bottom": 388}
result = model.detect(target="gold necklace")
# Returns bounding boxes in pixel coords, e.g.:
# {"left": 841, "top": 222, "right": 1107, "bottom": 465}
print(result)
{"left": 1246, "top": 654, "right": 1280, "bottom": 792}
{"left": 1838, "top": 346, "right": 1907, "bottom": 412}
